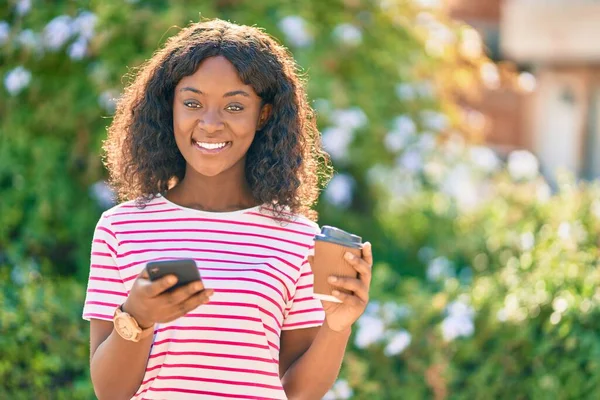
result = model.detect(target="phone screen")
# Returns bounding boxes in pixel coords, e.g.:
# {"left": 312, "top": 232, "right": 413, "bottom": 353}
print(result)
{"left": 146, "top": 259, "right": 201, "bottom": 292}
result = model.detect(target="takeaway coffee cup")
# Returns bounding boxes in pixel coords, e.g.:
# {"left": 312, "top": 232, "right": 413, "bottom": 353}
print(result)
{"left": 311, "top": 226, "right": 363, "bottom": 303}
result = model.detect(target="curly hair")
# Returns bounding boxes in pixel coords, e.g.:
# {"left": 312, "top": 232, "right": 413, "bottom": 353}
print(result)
{"left": 104, "top": 19, "right": 331, "bottom": 220}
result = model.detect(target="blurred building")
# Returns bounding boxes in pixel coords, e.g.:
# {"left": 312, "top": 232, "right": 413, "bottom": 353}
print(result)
{"left": 446, "top": 0, "right": 600, "bottom": 182}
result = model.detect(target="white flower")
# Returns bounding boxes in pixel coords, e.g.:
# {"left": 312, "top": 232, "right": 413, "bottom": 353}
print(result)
{"left": 520, "top": 232, "right": 535, "bottom": 251}
{"left": 16, "top": 0, "right": 32, "bottom": 16}
{"left": 424, "top": 160, "right": 445, "bottom": 182}
{"left": 397, "top": 150, "right": 422, "bottom": 172}
{"left": 423, "top": 17, "right": 455, "bottom": 57}
{"left": 463, "top": 108, "right": 486, "bottom": 130}
{"left": 384, "top": 131, "right": 406, "bottom": 153}
{"left": 322, "top": 127, "right": 353, "bottom": 161}
{"left": 72, "top": 11, "right": 98, "bottom": 40}
{"left": 536, "top": 180, "right": 551, "bottom": 202}
{"left": 459, "top": 26, "right": 482, "bottom": 59}
{"left": 444, "top": 134, "right": 465, "bottom": 159}
{"left": 558, "top": 222, "right": 571, "bottom": 241}
{"left": 420, "top": 110, "right": 448, "bottom": 132}
{"left": 480, "top": 62, "right": 500, "bottom": 89}
{"left": 447, "top": 300, "right": 475, "bottom": 319}
{"left": 395, "top": 83, "right": 416, "bottom": 100}
{"left": 518, "top": 72, "right": 537, "bottom": 93}
{"left": 592, "top": 200, "right": 600, "bottom": 220}
{"left": 332, "top": 23, "right": 362, "bottom": 46}
{"left": 470, "top": 146, "right": 500, "bottom": 173}
{"left": 552, "top": 297, "right": 568, "bottom": 314}
{"left": 330, "top": 107, "right": 368, "bottom": 131}
{"left": 416, "top": 132, "right": 436, "bottom": 153}
{"left": 442, "top": 300, "right": 475, "bottom": 341}
{"left": 98, "top": 90, "right": 119, "bottom": 114}
{"left": 323, "top": 379, "right": 353, "bottom": 400}
{"left": 4, "top": 66, "right": 31, "bottom": 95}
{"left": 441, "top": 314, "right": 474, "bottom": 341}
{"left": 43, "top": 15, "right": 74, "bottom": 50}
{"left": 68, "top": 37, "right": 88, "bottom": 60}
{"left": 507, "top": 150, "right": 539, "bottom": 181}
{"left": 496, "top": 308, "right": 508, "bottom": 322}
{"left": 355, "top": 315, "right": 385, "bottom": 348}
{"left": 278, "top": 16, "right": 313, "bottom": 47}
{"left": 393, "top": 115, "right": 417, "bottom": 136}
{"left": 17, "top": 29, "right": 39, "bottom": 49}
{"left": 381, "top": 302, "right": 412, "bottom": 323}
{"left": 415, "top": 0, "right": 441, "bottom": 8}
{"left": 365, "top": 301, "right": 381, "bottom": 316}
{"left": 426, "top": 256, "right": 454, "bottom": 282}
{"left": 441, "top": 164, "right": 480, "bottom": 211}
{"left": 0, "top": 21, "right": 10, "bottom": 46}
{"left": 324, "top": 173, "right": 355, "bottom": 208}
{"left": 90, "top": 181, "right": 116, "bottom": 209}
{"left": 384, "top": 330, "right": 411, "bottom": 356}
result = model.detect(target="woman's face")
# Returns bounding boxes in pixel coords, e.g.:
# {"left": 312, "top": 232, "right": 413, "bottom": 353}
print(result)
{"left": 172, "top": 55, "right": 271, "bottom": 179}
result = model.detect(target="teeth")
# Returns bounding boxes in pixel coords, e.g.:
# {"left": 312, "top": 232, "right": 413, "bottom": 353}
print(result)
{"left": 195, "top": 141, "right": 228, "bottom": 150}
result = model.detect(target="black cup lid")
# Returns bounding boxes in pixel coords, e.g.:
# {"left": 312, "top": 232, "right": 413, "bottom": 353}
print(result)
{"left": 314, "top": 225, "right": 362, "bottom": 249}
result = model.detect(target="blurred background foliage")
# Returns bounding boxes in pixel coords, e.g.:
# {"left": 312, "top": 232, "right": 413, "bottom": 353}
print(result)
{"left": 2, "top": 0, "right": 599, "bottom": 399}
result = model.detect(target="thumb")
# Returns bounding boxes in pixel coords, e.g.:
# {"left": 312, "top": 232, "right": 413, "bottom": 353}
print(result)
{"left": 139, "top": 267, "right": 150, "bottom": 280}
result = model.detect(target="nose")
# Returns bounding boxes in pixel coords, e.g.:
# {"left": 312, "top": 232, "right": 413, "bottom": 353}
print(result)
{"left": 197, "top": 109, "right": 225, "bottom": 134}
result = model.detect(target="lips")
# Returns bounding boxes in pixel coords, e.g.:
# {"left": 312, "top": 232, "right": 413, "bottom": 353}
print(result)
{"left": 192, "top": 139, "right": 232, "bottom": 154}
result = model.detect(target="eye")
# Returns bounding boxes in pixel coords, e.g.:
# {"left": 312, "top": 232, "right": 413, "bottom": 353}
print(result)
{"left": 226, "top": 104, "right": 244, "bottom": 112}
{"left": 183, "top": 100, "right": 201, "bottom": 109}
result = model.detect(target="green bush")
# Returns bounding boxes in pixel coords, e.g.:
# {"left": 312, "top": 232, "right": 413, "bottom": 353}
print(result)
{"left": 0, "top": 270, "right": 93, "bottom": 399}
{"left": 342, "top": 174, "right": 600, "bottom": 399}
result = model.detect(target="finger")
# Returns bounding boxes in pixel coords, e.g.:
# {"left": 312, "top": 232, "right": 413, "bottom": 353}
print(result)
{"left": 164, "top": 288, "right": 214, "bottom": 321}
{"left": 329, "top": 276, "right": 368, "bottom": 303}
{"left": 362, "top": 242, "right": 373, "bottom": 266}
{"left": 331, "top": 290, "right": 365, "bottom": 308}
{"left": 162, "top": 280, "right": 206, "bottom": 305}
{"left": 144, "top": 274, "right": 178, "bottom": 298}
{"left": 344, "top": 251, "right": 372, "bottom": 286}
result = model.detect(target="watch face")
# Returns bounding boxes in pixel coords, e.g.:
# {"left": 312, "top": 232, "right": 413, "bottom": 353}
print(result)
{"left": 116, "top": 318, "right": 134, "bottom": 340}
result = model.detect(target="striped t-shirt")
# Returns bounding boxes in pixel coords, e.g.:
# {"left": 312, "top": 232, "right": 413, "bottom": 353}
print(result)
{"left": 82, "top": 195, "right": 325, "bottom": 400}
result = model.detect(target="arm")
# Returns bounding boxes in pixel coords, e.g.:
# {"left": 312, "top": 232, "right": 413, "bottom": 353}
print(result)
{"left": 280, "top": 324, "right": 351, "bottom": 400}
{"left": 90, "top": 319, "right": 154, "bottom": 400}
{"left": 280, "top": 242, "right": 373, "bottom": 400}
{"left": 89, "top": 272, "right": 214, "bottom": 400}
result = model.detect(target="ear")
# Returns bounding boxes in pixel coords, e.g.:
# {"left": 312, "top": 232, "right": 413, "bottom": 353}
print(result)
{"left": 257, "top": 104, "right": 273, "bottom": 131}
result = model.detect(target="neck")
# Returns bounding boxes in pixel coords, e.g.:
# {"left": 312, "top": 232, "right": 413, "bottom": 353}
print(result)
{"left": 167, "top": 165, "right": 257, "bottom": 212}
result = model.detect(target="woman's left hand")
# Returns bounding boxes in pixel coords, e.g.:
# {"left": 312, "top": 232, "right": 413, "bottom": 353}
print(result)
{"left": 320, "top": 241, "right": 373, "bottom": 333}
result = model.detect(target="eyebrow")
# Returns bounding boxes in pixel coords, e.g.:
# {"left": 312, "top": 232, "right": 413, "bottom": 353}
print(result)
{"left": 179, "top": 87, "right": 250, "bottom": 98}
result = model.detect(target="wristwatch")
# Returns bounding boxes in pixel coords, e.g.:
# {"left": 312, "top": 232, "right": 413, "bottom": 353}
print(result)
{"left": 113, "top": 305, "right": 155, "bottom": 342}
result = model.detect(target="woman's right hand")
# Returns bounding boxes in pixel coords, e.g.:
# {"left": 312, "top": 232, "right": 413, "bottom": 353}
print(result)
{"left": 121, "top": 269, "right": 214, "bottom": 328}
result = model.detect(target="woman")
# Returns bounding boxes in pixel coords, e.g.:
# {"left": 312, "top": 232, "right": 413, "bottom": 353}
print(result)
{"left": 84, "top": 19, "right": 373, "bottom": 400}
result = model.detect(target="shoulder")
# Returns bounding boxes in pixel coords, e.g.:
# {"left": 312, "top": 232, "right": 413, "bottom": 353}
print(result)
{"left": 97, "top": 195, "right": 173, "bottom": 225}
{"left": 249, "top": 205, "right": 320, "bottom": 234}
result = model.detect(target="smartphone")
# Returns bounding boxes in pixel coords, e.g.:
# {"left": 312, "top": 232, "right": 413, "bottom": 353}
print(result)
{"left": 146, "top": 259, "right": 202, "bottom": 293}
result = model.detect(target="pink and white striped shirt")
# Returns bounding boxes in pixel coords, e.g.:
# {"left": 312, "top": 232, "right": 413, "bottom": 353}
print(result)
{"left": 82, "top": 195, "right": 325, "bottom": 399}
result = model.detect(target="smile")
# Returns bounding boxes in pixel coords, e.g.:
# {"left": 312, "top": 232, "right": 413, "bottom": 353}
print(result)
{"left": 193, "top": 140, "right": 232, "bottom": 154}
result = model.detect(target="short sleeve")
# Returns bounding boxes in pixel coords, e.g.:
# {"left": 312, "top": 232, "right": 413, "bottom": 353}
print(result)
{"left": 82, "top": 213, "right": 127, "bottom": 321}
{"left": 281, "top": 241, "right": 325, "bottom": 331}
